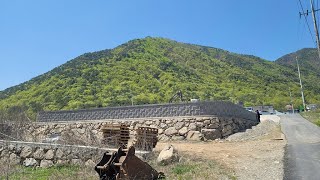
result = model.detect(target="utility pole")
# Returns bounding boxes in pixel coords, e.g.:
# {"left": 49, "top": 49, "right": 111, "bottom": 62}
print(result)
{"left": 296, "top": 56, "right": 306, "bottom": 110}
{"left": 310, "top": 0, "right": 320, "bottom": 59}
{"left": 289, "top": 87, "right": 294, "bottom": 114}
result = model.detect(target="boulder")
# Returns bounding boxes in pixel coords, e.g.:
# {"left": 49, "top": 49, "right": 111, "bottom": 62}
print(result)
{"left": 9, "top": 153, "right": 20, "bottom": 165}
{"left": 33, "top": 148, "right": 45, "bottom": 159}
{"left": 56, "top": 159, "right": 69, "bottom": 166}
{"left": 201, "top": 129, "right": 221, "bottom": 140}
{"left": 186, "top": 131, "right": 203, "bottom": 141}
{"left": 20, "top": 146, "right": 33, "bottom": 158}
{"left": 44, "top": 149, "right": 55, "bottom": 160}
{"left": 188, "top": 123, "right": 197, "bottom": 131}
{"left": 40, "top": 160, "right": 54, "bottom": 168}
{"left": 23, "top": 158, "right": 38, "bottom": 167}
{"left": 178, "top": 127, "right": 188, "bottom": 136}
{"left": 85, "top": 159, "right": 96, "bottom": 167}
{"left": 174, "top": 122, "right": 185, "bottom": 130}
{"left": 157, "top": 144, "right": 178, "bottom": 165}
{"left": 164, "top": 127, "right": 178, "bottom": 136}
{"left": 158, "top": 134, "right": 170, "bottom": 141}
{"left": 71, "top": 159, "right": 83, "bottom": 166}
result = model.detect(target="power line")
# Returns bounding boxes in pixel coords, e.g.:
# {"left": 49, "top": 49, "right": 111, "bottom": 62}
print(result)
{"left": 298, "top": 0, "right": 317, "bottom": 46}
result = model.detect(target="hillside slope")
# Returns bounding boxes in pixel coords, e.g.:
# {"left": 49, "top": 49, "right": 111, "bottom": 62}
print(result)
{"left": 1, "top": 37, "right": 320, "bottom": 120}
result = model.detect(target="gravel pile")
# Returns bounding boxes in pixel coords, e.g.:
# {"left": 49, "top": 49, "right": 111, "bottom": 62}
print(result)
{"left": 226, "top": 120, "right": 279, "bottom": 141}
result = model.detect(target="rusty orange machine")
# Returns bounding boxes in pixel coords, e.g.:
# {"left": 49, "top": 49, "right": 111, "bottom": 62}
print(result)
{"left": 95, "top": 146, "right": 164, "bottom": 180}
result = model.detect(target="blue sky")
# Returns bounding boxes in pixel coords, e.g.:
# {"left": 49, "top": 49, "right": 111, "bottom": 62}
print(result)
{"left": 0, "top": 0, "right": 317, "bottom": 90}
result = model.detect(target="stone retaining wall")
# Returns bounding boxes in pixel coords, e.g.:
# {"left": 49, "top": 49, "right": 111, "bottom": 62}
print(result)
{"left": 0, "top": 140, "right": 108, "bottom": 168}
{"left": 10, "top": 116, "right": 257, "bottom": 146}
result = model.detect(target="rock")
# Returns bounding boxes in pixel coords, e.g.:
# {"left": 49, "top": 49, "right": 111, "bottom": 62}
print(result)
{"left": 158, "top": 134, "right": 170, "bottom": 141}
{"left": 55, "top": 148, "right": 65, "bottom": 159}
{"left": 171, "top": 136, "right": 185, "bottom": 141}
{"left": 71, "top": 159, "right": 83, "bottom": 166}
{"left": 174, "top": 122, "right": 185, "bottom": 130}
{"left": 33, "top": 148, "right": 45, "bottom": 159}
{"left": 20, "top": 146, "right": 33, "bottom": 158}
{"left": 201, "top": 129, "right": 222, "bottom": 140}
{"left": 158, "top": 129, "right": 164, "bottom": 134}
{"left": 9, "top": 153, "right": 20, "bottom": 165}
{"left": 204, "top": 120, "right": 211, "bottom": 125}
{"left": 8, "top": 144, "right": 15, "bottom": 152}
{"left": 45, "top": 149, "right": 55, "bottom": 160}
{"left": 186, "top": 131, "right": 203, "bottom": 141}
{"left": 85, "top": 159, "right": 96, "bottom": 167}
{"left": 207, "top": 123, "right": 220, "bottom": 129}
{"left": 23, "top": 158, "right": 38, "bottom": 167}
{"left": 145, "top": 121, "right": 153, "bottom": 125}
{"left": 164, "top": 127, "right": 178, "bottom": 136}
{"left": 159, "top": 123, "right": 167, "bottom": 129}
{"left": 178, "top": 127, "right": 188, "bottom": 136}
{"left": 157, "top": 144, "right": 178, "bottom": 165}
{"left": 56, "top": 159, "right": 69, "bottom": 166}
{"left": 40, "top": 160, "right": 53, "bottom": 168}
{"left": 188, "top": 123, "right": 197, "bottom": 131}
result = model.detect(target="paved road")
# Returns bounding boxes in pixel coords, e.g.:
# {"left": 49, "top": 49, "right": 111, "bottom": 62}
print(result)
{"left": 280, "top": 114, "right": 320, "bottom": 180}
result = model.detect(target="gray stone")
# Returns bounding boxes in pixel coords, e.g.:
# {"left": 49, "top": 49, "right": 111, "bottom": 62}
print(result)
{"left": 171, "top": 136, "right": 185, "bottom": 141}
{"left": 23, "top": 158, "right": 38, "bottom": 167}
{"left": 8, "top": 144, "right": 15, "bottom": 152}
{"left": 44, "top": 149, "right": 55, "bottom": 160}
{"left": 207, "top": 123, "right": 220, "bottom": 129}
{"left": 164, "top": 127, "right": 178, "bottom": 136}
{"left": 40, "top": 160, "right": 54, "bottom": 168}
{"left": 157, "top": 144, "right": 178, "bottom": 165}
{"left": 186, "top": 131, "right": 203, "bottom": 141}
{"left": 56, "top": 159, "right": 69, "bottom": 166}
{"left": 145, "top": 121, "right": 153, "bottom": 125}
{"left": 158, "top": 134, "right": 170, "bottom": 141}
{"left": 85, "top": 159, "right": 96, "bottom": 167}
{"left": 9, "top": 153, "right": 20, "bottom": 165}
{"left": 201, "top": 129, "right": 222, "bottom": 140}
{"left": 55, "top": 148, "right": 65, "bottom": 159}
{"left": 178, "top": 127, "right": 188, "bottom": 136}
{"left": 188, "top": 123, "right": 197, "bottom": 131}
{"left": 33, "top": 148, "right": 45, "bottom": 159}
{"left": 20, "top": 146, "right": 33, "bottom": 158}
{"left": 204, "top": 120, "right": 211, "bottom": 125}
{"left": 158, "top": 129, "right": 164, "bottom": 134}
{"left": 174, "top": 122, "right": 185, "bottom": 130}
{"left": 71, "top": 159, "right": 83, "bottom": 166}
{"left": 160, "top": 123, "right": 167, "bottom": 129}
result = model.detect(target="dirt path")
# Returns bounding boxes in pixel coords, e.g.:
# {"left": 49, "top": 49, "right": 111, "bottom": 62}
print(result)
{"left": 156, "top": 117, "right": 286, "bottom": 180}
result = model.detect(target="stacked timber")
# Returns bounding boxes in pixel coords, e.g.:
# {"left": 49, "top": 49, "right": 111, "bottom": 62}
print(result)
{"left": 133, "top": 127, "right": 158, "bottom": 151}
{"left": 100, "top": 124, "right": 130, "bottom": 148}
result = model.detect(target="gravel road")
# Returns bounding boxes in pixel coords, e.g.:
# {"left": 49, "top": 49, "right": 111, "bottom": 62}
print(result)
{"left": 280, "top": 114, "right": 320, "bottom": 180}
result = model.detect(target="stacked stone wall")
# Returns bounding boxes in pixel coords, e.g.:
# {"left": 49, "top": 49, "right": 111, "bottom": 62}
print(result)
{"left": 10, "top": 116, "right": 257, "bottom": 145}
{"left": 0, "top": 140, "right": 107, "bottom": 168}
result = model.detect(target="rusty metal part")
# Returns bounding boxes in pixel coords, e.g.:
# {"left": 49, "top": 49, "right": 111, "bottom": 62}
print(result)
{"left": 95, "top": 146, "right": 163, "bottom": 180}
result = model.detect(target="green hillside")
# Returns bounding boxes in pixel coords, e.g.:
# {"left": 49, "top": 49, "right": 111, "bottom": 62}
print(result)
{"left": 1, "top": 37, "right": 320, "bottom": 120}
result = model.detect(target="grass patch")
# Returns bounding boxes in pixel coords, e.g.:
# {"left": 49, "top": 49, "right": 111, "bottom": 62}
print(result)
{"left": 0, "top": 165, "right": 97, "bottom": 180}
{"left": 172, "top": 164, "right": 197, "bottom": 175}
{"left": 146, "top": 152, "right": 236, "bottom": 180}
{"left": 301, "top": 110, "right": 320, "bottom": 127}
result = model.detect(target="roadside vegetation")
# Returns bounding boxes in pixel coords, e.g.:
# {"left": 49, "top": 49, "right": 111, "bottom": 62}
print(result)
{"left": 0, "top": 165, "right": 97, "bottom": 180}
{"left": 301, "top": 109, "right": 320, "bottom": 126}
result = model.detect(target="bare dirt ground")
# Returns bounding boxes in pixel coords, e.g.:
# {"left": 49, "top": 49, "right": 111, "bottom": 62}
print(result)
{"left": 155, "top": 116, "right": 286, "bottom": 180}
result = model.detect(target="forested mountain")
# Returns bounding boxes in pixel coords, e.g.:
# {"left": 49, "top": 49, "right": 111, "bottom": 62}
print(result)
{"left": 1, "top": 37, "right": 320, "bottom": 120}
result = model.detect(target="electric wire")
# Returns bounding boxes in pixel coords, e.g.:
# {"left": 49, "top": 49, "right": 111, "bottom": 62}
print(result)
{"left": 298, "top": 0, "right": 317, "bottom": 46}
